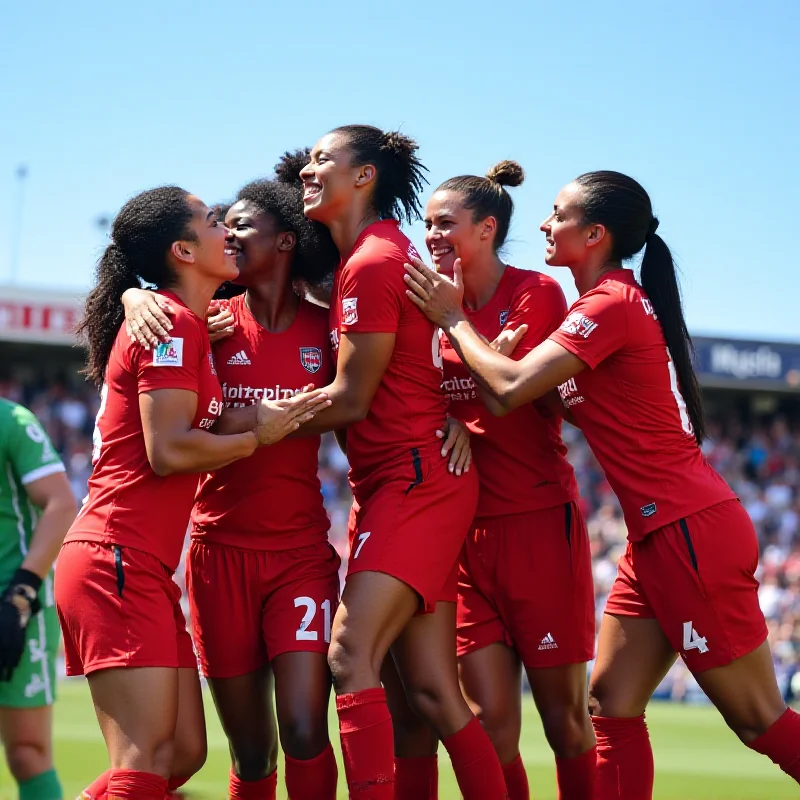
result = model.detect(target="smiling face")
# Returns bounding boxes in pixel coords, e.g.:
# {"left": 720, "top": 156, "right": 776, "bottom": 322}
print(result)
{"left": 179, "top": 195, "right": 239, "bottom": 282}
{"left": 300, "top": 133, "right": 370, "bottom": 226}
{"left": 424, "top": 189, "right": 495, "bottom": 276}
{"left": 223, "top": 200, "right": 291, "bottom": 287}
{"left": 539, "top": 182, "right": 599, "bottom": 268}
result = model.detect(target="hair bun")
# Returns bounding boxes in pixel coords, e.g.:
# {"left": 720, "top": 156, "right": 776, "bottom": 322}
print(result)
{"left": 274, "top": 148, "right": 311, "bottom": 189}
{"left": 382, "top": 131, "right": 419, "bottom": 159}
{"left": 486, "top": 160, "right": 525, "bottom": 188}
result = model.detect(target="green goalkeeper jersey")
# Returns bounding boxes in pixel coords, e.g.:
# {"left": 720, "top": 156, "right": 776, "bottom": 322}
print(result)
{"left": 0, "top": 397, "right": 66, "bottom": 588}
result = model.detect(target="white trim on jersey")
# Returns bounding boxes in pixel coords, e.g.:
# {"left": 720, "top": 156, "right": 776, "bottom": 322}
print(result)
{"left": 6, "top": 464, "right": 28, "bottom": 557}
{"left": 21, "top": 461, "right": 66, "bottom": 486}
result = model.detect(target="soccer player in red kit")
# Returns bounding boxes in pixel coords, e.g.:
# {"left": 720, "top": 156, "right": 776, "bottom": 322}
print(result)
{"left": 421, "top": 161, "right": 595, "bottom": 800}
{"left": 404, "top": 170, "right": 800, "bottom": 798}
{"left": 122, "top": 163, "right": 343, "bottom": 800}
{"left": 55, "top": 187, "right": 328, "bottom": 800}
{"left": 298, "top": 124, "right": 508, "bottom": 799}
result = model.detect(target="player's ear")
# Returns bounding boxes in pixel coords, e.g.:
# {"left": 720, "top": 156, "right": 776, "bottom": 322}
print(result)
{"left": 277, "top": 231, "right": 296, "bottom": 252}
{"left": 586, "top": 223, "right": 606, "bottom": 250}
{"left": 170, "top": 240, "right": 195, "bottom": 265}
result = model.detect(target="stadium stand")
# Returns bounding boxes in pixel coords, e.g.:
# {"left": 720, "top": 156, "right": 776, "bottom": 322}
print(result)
{"left": 1, "top": 287, "right": 798, "bottom": 704}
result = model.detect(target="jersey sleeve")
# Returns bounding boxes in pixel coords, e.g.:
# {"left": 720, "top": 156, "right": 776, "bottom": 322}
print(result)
{"left": 338, "top": 249, "right": 404, "bottom": 335}
{"left": 133, "top": 311, "right": 205, "bottom": 394}
{"left": 547, "top": 287, "right": 629, "bottom": 369}
{"left": 503, "top": 278, "right": 568, "bottom": 361}
{"left": 5, "top": 405, "right": 65, "bottom": 486}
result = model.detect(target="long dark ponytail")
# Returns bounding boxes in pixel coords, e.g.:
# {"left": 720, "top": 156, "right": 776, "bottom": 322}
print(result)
{"left": 574, "top": 171, "right": 706, "bottom": 444}
{"left": 78, "top": 186, "right": 196, "bottom": 386}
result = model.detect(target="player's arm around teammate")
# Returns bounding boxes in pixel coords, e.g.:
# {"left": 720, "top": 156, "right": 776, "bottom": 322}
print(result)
{"left": 296, "top": 125, "right": 507, "bottom": 800}
{"left": 0, "top": 400, "right": 77, "bottom": 800}
{"left": 416, "top": 162, "right": 596, "bottom": 800}
{"left": 57, "top": 188, "right": 329, "bottom": 800}
{"left": 406, "top": 172, "right": 800, "bottom": 798}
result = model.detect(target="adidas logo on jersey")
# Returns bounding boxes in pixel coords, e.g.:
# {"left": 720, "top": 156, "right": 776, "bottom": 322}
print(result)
{"left": 538, "top": 632, "right": 558, "bottom": 651}
{"left": 226, "top": 350, "right": 251, "bottom": 366}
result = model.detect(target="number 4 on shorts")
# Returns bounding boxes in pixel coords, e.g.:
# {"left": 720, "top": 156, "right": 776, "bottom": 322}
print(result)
{"left": 682, "top": 621, "right": 709, "bottom": 654}
{"left": 354, "top": 531, "right": 371, "bottom": 559}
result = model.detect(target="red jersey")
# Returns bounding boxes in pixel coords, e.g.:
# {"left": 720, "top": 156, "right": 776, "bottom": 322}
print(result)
{"left": 191, "top": 295, "right": 333, "bottom": 549}
{"left": 329, "top": 220, "right": 447, "bottom": 490}
{"left": 548, "top": 269, "right": 734, "bottom": 541}
{"left": 68, "top": 292, "right": 223, "bottom": 571}
{"left": 442, "top": 267, "right": 577, "bottom": 519}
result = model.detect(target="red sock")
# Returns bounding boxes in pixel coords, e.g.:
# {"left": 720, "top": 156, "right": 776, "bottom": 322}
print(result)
{"left": 593, "top": 715, "right": 653, "bottom": 800}
{"left": 228, "top": 768, "right": 277, "bottom": 800}
{"left": 337, "top": 688, "right": 394, "bottom": 798}
{"left": 80, "top": 770, "right": 112, "bottom": 799}
{"left": 502, "top": 754, "right": 529, "bottom": 800}
{"left": 395, "top": 755, "right": 438, "bottom": 799}
{"left": 285, "top": 744, "right": 338, "bottom": 799}
{"left": 107, "top": 770, "right": 167, "bottom": 800}
{"left": 556, "top": 746, "right": 596, "bottom": 800}
{"left": 443, "top": 717, "right": 508, "bottom": 799}
{"left": 748, "top": 707, "right": 800, "bottom": 783}
{"left": 167, "top": 775, "right": 190, "bottom": 795}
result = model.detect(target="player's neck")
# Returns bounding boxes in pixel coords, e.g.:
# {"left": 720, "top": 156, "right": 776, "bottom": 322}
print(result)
{"left": 570, "top": 260, "right": 621, "bottom": 296}
{"left": 168, "top": 278, "right": 220, "bottom": 321}
{"left": 327, "top": 208, "right": 381, "bottom": 258}
{"left": 244, "top": 272, "right": 300, "bottom": 333}
{"left": 462, "top": 254, "right": 506, "bottom": 312}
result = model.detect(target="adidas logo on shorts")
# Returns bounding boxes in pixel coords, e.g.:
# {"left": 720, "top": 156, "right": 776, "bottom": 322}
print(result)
{"left": 227, "top": 350, "right": 251, "bottom": 366}
{"left": 538, "top": 632, "right": 558, "bottom": 651}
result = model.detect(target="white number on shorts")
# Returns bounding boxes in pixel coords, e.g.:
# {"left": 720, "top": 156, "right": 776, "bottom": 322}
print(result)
{"left": 353, "top": 532, "right": 371, "bottom": 559}
{"left": 321, "top": 599, "right": 332, "bottom": 644}
{"left": 682, "top": 621, "right": 709, "bottom": 654}
{"left": 294, "top": 597, "right": 318, "bottom": 641}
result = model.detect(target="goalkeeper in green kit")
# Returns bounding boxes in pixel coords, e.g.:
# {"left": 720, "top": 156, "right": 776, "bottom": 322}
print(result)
{"left": 0, "top": 397, "right": 77, "bottom": 800}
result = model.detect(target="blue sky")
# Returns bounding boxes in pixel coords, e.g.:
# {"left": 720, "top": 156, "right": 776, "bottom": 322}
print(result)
{"left": 2, "top": 0, "right": 798, "bottom": 340}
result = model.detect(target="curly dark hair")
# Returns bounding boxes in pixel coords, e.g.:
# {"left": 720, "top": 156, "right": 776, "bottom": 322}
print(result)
{"left": 78, "top": 186, "right": 194, "bottom": 386}
{"left": 236, "top": 154, "right": 339, "bottom": 286}
{"left": 273, "top": 148, "right": 309, "bottom": 189}
{"left": 330, "top": 125, "right": 428, "bottom": 224}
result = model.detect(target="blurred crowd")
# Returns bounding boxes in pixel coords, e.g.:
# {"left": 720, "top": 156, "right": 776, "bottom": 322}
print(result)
{"left": 3, "top": 377, "right": 799, "bottom": 702}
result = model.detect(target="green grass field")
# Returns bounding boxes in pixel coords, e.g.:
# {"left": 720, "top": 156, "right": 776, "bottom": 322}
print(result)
{"left": 1, "top": 680, "right": 796, "bottom": 799}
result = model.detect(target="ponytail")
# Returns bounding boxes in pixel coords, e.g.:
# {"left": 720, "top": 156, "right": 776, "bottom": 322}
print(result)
{"left": 77, "top": 186, "right": 195, "bottom": 386}
{"left": 78, "top": 244, "right": 141, "bottom": 386}
{"left": 639, "top": 230, "right": 706, "bottom": 444}
{"left": 331, "top": 125, "right": 428, "bottom": 223}
{"left": 574, "top": 170, "right": 706, "bottom": 444}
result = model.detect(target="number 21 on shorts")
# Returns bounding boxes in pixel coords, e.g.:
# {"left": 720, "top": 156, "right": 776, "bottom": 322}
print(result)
{"left": 295, "top": 597, "right": 332, "bottom": 643}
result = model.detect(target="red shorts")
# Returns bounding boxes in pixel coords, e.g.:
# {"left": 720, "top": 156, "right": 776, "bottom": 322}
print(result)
{"left": 605, "top": 499, "right": 767, "bottom": 673}
{"left": 348, "top": 449, "right": 478, "bottom": 613}
{"left": 186, "top": 540, "right": 341, "bottom": 679}
{"left": 55, "top": 540, "right": 195, "bottom": 676}
{"left": 457, "top": 502, "right": 595, "bottom": 668}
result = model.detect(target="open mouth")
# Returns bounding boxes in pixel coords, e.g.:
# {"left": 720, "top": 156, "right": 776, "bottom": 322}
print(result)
{"left": 224, "top": 246, "right": 240, "bottom": 257}
{"left": 303, "top": 183, "right": 322, "bottom": 202}
{"left": 430, "top": 245, "right": 454, "bottom": 262}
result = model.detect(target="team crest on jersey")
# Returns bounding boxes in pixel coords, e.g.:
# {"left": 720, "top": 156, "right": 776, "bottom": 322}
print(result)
{"left": 499, "top": 309, "right": 510, "bottom": 327}
{"left": 300, "top": 347, "right": 322, "bottom": 374}
{"left": 407, "top": 242, "right": 421, "bottom": 259}
{"left": 153, "top": 338, "right": 183, "bottom": 367}
{"left": 342, "top": 297, "right": 358, "bottom": 325}
{"left": 559, "top": 312, "right": 598, "bottom": 339}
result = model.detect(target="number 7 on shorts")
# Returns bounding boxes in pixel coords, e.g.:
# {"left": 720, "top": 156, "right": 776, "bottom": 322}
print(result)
{"left": 354, "top": 532, "right": 371, "bottom": 559}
